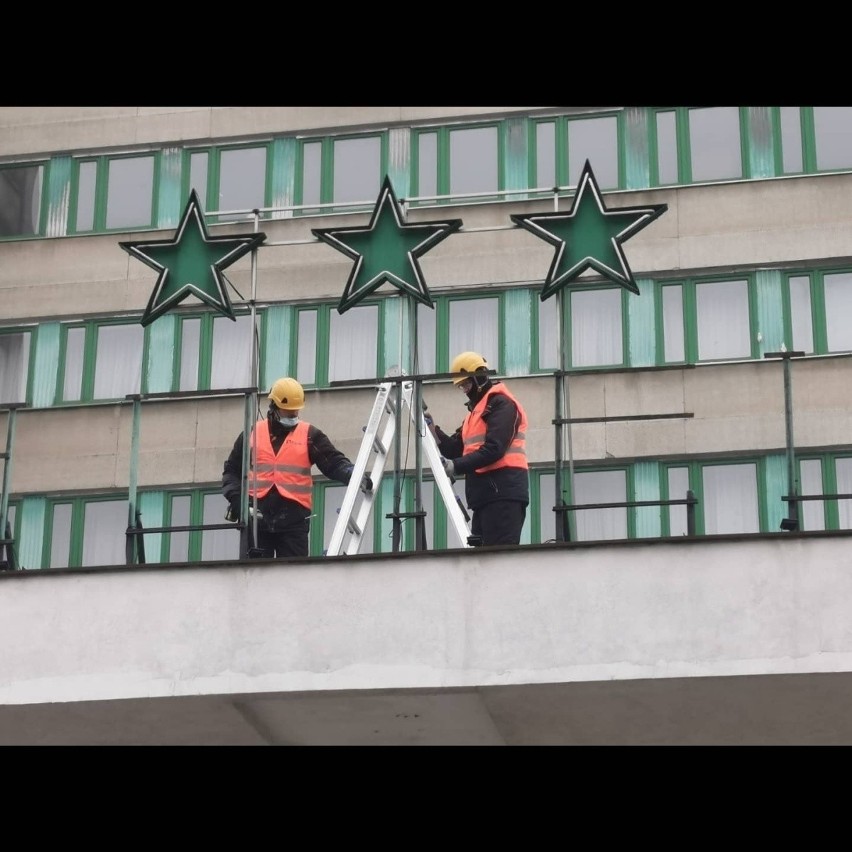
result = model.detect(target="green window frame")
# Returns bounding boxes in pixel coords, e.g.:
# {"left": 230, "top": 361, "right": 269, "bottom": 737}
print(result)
{"left": 295, "top": 131, "right": 388, "bottom": 214}
{"left": 57, "top": 319, "right": 148, "bottom": 403}
{"left": 292, "top": 301, "right": 384, "bottom": 388}
{"left": 785, "top": 268, "right": 852, "bottom": 355}
{"left": 656, "top": 274, "right": 758, "bottom": 365}
{"left": 69, "top": 152, "right": 160, "bottom": 233}
{"left": 183, "top": 142, "right": 272, "bottom": 223}
{"left": 796, "top": 453, "right": 852, "bottom": 531}
{"left": 412, "top": 121, "right": 505, "bottom": 203}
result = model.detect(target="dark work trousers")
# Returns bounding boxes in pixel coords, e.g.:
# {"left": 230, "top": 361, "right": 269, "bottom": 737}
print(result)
{"left": 247, "top": 516, "right": 310, "bottom": 558}
{"left": 470, "top": 500, "right": 527, "bottom": 546}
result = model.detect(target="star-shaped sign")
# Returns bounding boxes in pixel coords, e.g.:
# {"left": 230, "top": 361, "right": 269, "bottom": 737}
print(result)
{"left": 510, "top": 160, "right": 667, "bottom": 300}
{"left": 312, "top": 175, "right": 462, "bottom": 314}
{"left": 120, "top": 189, "right": 266, "bottom": 327}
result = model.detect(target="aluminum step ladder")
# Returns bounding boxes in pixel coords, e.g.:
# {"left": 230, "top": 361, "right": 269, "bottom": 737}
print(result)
{"left": 326, "top": 379, "right": 472, "bottom": 555}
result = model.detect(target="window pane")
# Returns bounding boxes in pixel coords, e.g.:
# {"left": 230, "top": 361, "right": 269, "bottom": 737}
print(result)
{"left": 0, "top": 332, "right": 30, "bottom": 403}
{"left": 50, "top": 503, "right": 72, "bottom": 569}
{"left": 329, "top": 305, "right": 377, "bottom": 382}
{"left": 667, "top": 467, "right": 689, "bottom": 536}
{"left": 450, "top": 126, "right": 498, "bottom": 196}
{"left": 211, "top": 314, "right": 252, "bottom": 388}
{"left": 789, "top": 275, "right": 813, "bottom": 353}
{"left": 824, "top": 272, "right": 852, "bottom": 352}
{"left": 813, "top": 107, "right": 852, "bottom": 171}
{"left": 201, "top": 492, "right": 239, "bottom": 560}
{"left": 780, "top": 107, "right": 803, "bottom": 174}
{"left": 656, "top": 111, "right": 678, "bottom": 185}
{"left": 76, "top": 161, "right": 97, "bottom": 231}
{"left": 415, "top": 302, "right": 436, "bottom": 375}
{"left": 418, "top": 132, "right": 438, "bottom": 201}
{"left": 179, "top": 318, "right": 201, "bottom": 391}
{"left": 106, "top": 156, "right": 154, "bottom": 229}
{"left": 189, "top": 152, "right": 209, "bottom": 208}
{"left": 799, "top": 459, "right": 824, "bottom": 531}
{"left": 0, "top": 164, "right": 42, "bottom": 237}
{"left": 696, "top": 279, "right": 750, "bottom": 360}
{"left": 297, "top": 310, "right": 317, "bottom": 385}
{"left": 689, "top": 107, "right": 742, "bottom": 182}
{"left": 662, "top": 285, "right": 685, "bottom": 361}
{"left": 82, "top": 499, "right": 126, "bottom": 567}
{"left": 63, "top": 327, "right": 85, "bottom": 401}
{"left": 302, "top": 142, "right": 322, "bottom": 208}
{"left": 702, "top": 463, "right": 758, "bottom": 534}
{"left": 169, "top": 495, "right": 191, "bottom": 562}
{"left": 835, "top": 458, "right": 852, "bottom": 529}
{"left": 568, "top": 116, "right": 619, "bottom": 189}
{"left": 536, "top": 121, "right": 556, "bottom": 189}
{"left": 218, "top": 147, "right": 266, "bottom": 218}
{"left": 538, "top": 298, "right": 557, "bottom": 370}
{"left": 93, "top": 324, "right": 143, "bottom": 399}
{"left": 571, "top": 288, "right": 622, "bottom": 367}
{"left": 574, "top": 469, "right": 627, "bottom": 541}
{"left": 448, "top": 298, "right": 498, "bottom": 368}
{"left": 333, "top": 136, "right": 381, "bottom": 205}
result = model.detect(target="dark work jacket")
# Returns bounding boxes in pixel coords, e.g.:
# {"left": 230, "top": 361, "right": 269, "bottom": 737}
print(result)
{"left": 222, "top": 416, "right": 353, "bottom": 525}
{"left": 434, "top": 380, "right": 530, "bottom": 511}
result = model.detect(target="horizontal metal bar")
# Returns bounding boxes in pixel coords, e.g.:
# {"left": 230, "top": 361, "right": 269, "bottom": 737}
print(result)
{"left": 554, "top": 412, "right": 694, "bottom": 424}
{"left": 126, "top": 523, "right": 240, "bottom": 535}
{"left": 782, "top": 494, "right": 852, "bottom": 502}
{"left": 555, "top": 498, "right": 697, "bottom": 513}
{"left": 125, "top": 387, "right": 258, "bottom": 402}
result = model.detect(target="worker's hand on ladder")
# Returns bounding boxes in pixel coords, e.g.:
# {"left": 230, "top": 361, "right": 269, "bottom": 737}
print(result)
{"left": 361, "top": 474, "right": 373, "bottom": 492}
{"left": 441, "top": 457, "right": 455, "bottom": 477}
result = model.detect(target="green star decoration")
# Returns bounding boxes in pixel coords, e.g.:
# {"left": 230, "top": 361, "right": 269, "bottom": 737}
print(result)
{"left": 120, "top": 189, "right": 266, "bottom": 327}
{"left": 312, "top": 175, "right": 462, "bottom": 314}
{"left": 510, "top": 160, "right": 667, "bottom": 301}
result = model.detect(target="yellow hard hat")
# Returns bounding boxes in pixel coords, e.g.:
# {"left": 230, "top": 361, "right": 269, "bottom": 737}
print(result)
{"left": 450, "top": 351, "right": 488, "bottom": 385}
{"left": 268, "top": 377, "right": 305, "bottom": 410}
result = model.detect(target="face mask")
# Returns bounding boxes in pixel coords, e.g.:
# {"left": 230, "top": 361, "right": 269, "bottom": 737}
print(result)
{"left": 278, "top": 416, "right": 299, "bottom": 427}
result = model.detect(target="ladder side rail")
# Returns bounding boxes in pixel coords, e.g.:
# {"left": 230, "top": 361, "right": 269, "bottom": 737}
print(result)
{"left": 400, "top": 384, "right": 473, "bottom": 548}
{"left": 327, "top": 383, "right": 394, "bottom": 556}
{"left": 344, "top": 408, "right": 398, "bottom": 554}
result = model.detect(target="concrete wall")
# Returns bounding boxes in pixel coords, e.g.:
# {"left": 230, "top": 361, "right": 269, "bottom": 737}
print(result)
{"left": 2, "top": 533, "right": 851, "bottom": 708}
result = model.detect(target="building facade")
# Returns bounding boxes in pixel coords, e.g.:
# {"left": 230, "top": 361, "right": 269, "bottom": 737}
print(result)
{"left": 2, "top": 107, "right": 852, "bottom": 743}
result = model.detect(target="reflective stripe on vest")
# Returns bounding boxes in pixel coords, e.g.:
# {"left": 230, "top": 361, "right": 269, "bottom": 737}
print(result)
{"left": 461, "top": 384, "right": 528, "bottom": 474}
{"left": 249, "top": 419, "right": 313, "bottom": 509}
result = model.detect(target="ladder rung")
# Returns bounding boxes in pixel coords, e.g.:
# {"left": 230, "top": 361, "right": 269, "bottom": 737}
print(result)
{"left": 372, "top": 437, "right": 387, "bottom": 454}
{"left": 347, "top": 518, "right": 362, "bottom": 535}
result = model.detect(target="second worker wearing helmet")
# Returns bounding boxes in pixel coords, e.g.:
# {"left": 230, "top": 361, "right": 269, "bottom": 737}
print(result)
{"left": 429, "top": 352, "right": 529, "bottom": 546}
{"left": 222, "top": 377, "right": 369, "bottom": 558}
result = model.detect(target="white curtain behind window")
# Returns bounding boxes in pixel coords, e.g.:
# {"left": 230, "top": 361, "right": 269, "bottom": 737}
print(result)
{"left": 800, "top": 459, "right": 825, "bottom": 531}
{"left": 835, "top": 458, "right": 852, "bottom": 529}
{"left": 211, "top": 315, "right": 252, "bottom": 389}
{"left": 0, "top": 333, "right": 29, "bottom": 403}
{"left": 449, "top": 299, "right": 498, "bottom": 368}
{"left": 201, "top": 493, "right": 240, "bottom": 560}
{"left": 81, "top": 500, "right": 127, "bottom": 567}
{"left": 667, "top": 467, "right": 690, "bottom": 536}
{"left": 702, "top": 464, "right": 758, "bottom": 534}
{"left": 696, "top": 280, "right": 750, "bottom": 360}
{"left": 824, "top": 273, "right": 852, "bottom": 352}
{"left": 572, "top": 289, "right": 622, "bottom": 367}
{"left": 50, "top": 503, "right": 72, "bottom": 569}
{"left": 93, "top": 324, "right": 143, "bottom": 399}
{"left": 329, "top": 306, "right": 377, "bottom": 382}
{"left": 574, "top": 469, "right": 627, "bottom": 541}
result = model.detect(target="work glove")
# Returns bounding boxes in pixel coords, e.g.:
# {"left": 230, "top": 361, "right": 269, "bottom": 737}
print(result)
{"left": 423, "top": 413, "right": 434, "bottom": 427}
{"left": 225, "top": 498, "right": 241, "bottom": 523}
{"left": 343, "top": 464, "right": 354, "bottom": 483}
{"left": 441, "top": 457, "right": 455, "bottom": 478}
{"left": 361, "top": 474, "right": 373, "bottom": 493}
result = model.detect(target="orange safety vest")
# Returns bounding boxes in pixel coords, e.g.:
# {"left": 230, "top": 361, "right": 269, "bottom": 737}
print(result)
{"left": 248, "top": 419, "right": 313, "bottom": 509}
{"left": 461, "top": 385, "right": 528, "bottom": 474}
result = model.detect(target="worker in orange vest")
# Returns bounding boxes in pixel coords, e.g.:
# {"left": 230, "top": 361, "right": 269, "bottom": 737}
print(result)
{"left": 222, "top": 377, "right": 370, "bottom": 557}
